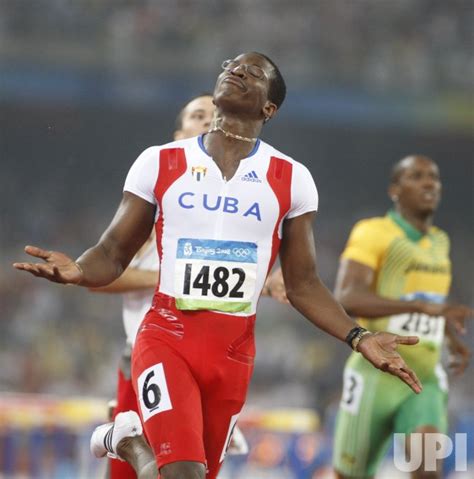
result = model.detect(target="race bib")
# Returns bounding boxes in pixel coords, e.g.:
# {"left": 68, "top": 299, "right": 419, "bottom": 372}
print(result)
{"left": 387, "top": 313, "right": 445, "bottom": 347}
{"left": 174, "top": 238, "right": 257, "bottom": 313}
{"left": 340, "top": 368, "right": 364, "bottom": 415}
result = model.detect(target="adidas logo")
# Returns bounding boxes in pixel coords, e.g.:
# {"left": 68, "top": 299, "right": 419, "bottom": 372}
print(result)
{"left": 242, "top": 171, "right": 262, "bottom": 183}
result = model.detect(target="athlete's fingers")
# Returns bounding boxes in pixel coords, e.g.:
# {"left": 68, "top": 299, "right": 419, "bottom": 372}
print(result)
{"left": 449, "top": 353, "right": 470, "bottom": 376}
{"left": 391, "top": 358, "right": 422, "bottom": 388}
{"left": 449, "top": 360, "right": 464, "bottom": 376}
{"left": 12, "top": 262, "right": 30, "bottom": 271}
{"left": 379, "top": 360, "right": 389, "bottom": 372}
{"left": 13, "top": 262, "right": 42, "bottom": 274}
{"left": 51, "top": 265, "right": 67, "bottom": 283}
{"left": 405, "top": 367, "right": 422, "bottom": 392}
{"left": 387, "top": 364, "right": 422, "bottom": 394}
{"left": 449, "top": 318, "right": 466, "bottom": 335}
{"left": 395, "top": 335, "right": 419, "bottom": 346}
{"left": 14, "top": 263, "right": 51, "bottom": 279}
{"left": 21, "top": 262, "right": 56, "bottom": 280}
{"left": 24, "top": 245, "right": 51, "bottom": 260}
{"left": 36, "top": 263, "right": 59, "bottom": 278}
{"left": 458, "top": 306, "right": 474, "bottom": 317}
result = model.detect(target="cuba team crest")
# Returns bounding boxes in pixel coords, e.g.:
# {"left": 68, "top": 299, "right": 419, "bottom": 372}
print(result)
{"left": 192, "top": 166, "right": 207, "bottom": 182}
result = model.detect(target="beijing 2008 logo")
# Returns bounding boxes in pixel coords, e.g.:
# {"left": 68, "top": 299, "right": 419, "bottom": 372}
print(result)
{"left": 232, "top": 247, "right": 250, "bottom": 257}
{"left": 183, "top": 242, "right": 193, "bottom": 256}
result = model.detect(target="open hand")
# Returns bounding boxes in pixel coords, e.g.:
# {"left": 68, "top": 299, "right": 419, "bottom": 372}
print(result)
{"left": 13, "top": 245, "right": 83, "bottom": 285}
{"left": 447, "top": 334, "right": 471, "bottom": 376}
{"left": 263, "top": 267, "right": 289, "bottom": 304}
{"left": 357, "top": 332, "right": 422, "bottom": 394}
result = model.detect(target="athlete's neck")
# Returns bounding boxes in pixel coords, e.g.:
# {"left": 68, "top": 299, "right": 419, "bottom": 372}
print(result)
{"left": 203, "top": 115, "right": 262, "bottom": 179}
{"left": 206, "top": 114, "right": 260, "bottom": 146}
{"left": 395, "top": 206, "right": 434, "bottom": 234}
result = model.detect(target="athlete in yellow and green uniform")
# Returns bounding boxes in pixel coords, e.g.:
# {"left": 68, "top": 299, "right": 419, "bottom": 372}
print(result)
{"left": 332, "top": 155, "right": 472, "bottom": 479}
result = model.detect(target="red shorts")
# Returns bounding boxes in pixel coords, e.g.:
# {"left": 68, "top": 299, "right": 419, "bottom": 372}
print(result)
{"left": 131, "top": 293, "right": 255, "bottom": 478}
{"left": 110, "top": 347, "right": 139, "bottom": 479}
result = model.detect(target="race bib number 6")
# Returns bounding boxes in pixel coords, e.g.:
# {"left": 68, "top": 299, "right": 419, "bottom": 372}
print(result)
{"left": 174, "top": 238, "right": 257, "bottom": 313}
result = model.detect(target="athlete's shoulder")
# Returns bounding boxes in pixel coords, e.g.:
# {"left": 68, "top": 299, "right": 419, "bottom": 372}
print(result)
{"left": 144, "top": 136, "right": 198, "bottom": 150}
{"left": 430, "top": 225, "right": 449, "bottom": 237}
{"left": 351, "top": 216, "right": 399, "bottom": 236}
{"left": 348, "top": 215, "right": 403, "bottom": 246}
{"left": 258, "top": 140, "right": 302, "bottom": 165}
{"left": 342, "top": 216, "right": 398, "bottom": 267}
{"left": 143, "top": 136, "right": 197, "bottom": 153}
{"left": 259, "top": 140, "right": 315, "bottom": 185}
{"left": 429, "top": 225, "right": 450, "bottom": 246}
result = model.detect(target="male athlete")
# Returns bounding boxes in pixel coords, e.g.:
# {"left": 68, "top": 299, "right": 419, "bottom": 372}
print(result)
{"left": 332, "top": 155, "right": 472, "bottom": 479}
{"left": 14, "top": 52, "right": 423, "bottom": 479}
{"left": 92, "top": 93, "right": 286, "bottom": 479}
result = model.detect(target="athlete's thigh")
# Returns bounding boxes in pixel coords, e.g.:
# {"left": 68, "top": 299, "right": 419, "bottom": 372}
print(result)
{"left": 394, "top": 368, "right": 448, "bottom": 435}
{"left": 110, "top": 352, "right": 140, "bottom": 479}
{"left": 131, "top": 336, "right": 206, "bottom": 470}
{"left": 114, "top": 349, "right": 139, "bottom": 418}
{"left": 201, "top": 357, "right": 254, "bottom": 479}
{"left": 333, "top": 357, "right": 406, "bottom": 478}
{"left": 393, "top": 378, "right": 448, "bottom": 477}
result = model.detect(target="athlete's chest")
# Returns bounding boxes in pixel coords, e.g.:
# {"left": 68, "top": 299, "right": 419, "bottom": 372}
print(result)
{"left": 159, "top": 157, "right": 281, "bottom": 233}
{"left": 382, "top": 236, "right": 451, "bottom": 284}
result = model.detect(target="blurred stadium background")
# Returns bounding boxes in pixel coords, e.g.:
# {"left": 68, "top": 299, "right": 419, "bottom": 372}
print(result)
{"left": 0, "top": 1, "right": 473, "bottom": 478}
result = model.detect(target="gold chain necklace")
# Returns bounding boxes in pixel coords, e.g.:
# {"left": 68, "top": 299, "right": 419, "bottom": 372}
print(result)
{"left": 208, "top": 124, "right": 257, "bottom": 143}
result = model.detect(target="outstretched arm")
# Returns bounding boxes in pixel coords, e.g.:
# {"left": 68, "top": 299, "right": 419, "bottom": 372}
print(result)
{"left": 13, "top": 192, "right": 155, "bottom": 288}
{"left": 335, "top": 259, "right": 473, "bottom": 333}
{"left": 445, "top": 322, "right": 471, "bottom": 376}
{"left": 261, "top": 267, "right": 288, "bottom": 304}
{"left": 280, "top": 212, "right": 422, "bottom": 393}
{"left": 89, "top": 267, "right": 159, "bottom": 293}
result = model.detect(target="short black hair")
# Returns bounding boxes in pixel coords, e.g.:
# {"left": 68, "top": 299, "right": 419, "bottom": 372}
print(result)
{"left": 252, "top": 52, "right": 286, "bottom": 109}
{"left": 390, "top": 155, "right": 435, "bottom": 184}
{"left": 175, "top": 92, "right": 213, "bottom": 130}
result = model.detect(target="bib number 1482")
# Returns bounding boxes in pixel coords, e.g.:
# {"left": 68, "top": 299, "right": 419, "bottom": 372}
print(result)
{"left": 183, "top": 263, "right": 245, "bottom": 298}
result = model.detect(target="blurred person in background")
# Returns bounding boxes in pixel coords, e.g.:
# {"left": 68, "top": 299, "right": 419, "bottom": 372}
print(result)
{"left": 90, "top": 93, "right": 287, "bottom": 479}
{"left": 14, "top": 52, "right": 423, "bottom": 479}
{"left": 332, "top": 155, "right": 472, "bottom": 479}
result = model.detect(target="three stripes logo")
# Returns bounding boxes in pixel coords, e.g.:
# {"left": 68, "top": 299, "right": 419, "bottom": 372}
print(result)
{"left": 242, "top": 170, "right": 262, "bottom": 183}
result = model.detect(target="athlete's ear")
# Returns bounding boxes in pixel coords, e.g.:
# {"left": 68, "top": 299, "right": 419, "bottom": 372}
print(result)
{"left": 388, "top": 183, "right": 400, "bottom": 203}
{"left": 262, "top": 101, "right": 277, "bottom": 124}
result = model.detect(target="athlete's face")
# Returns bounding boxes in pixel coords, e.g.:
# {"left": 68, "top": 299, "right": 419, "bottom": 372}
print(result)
{"left": 389, "top": 156, "right": 442, "bottom": 215}
{"left": 174, "top": 96, "right": 215, "bottom": 140}
{"left": 213, "top": 53, "right": 276, "bottom": 122}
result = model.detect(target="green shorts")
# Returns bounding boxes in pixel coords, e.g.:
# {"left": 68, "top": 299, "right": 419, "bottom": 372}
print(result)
{"left": 332, "top": 352, "right": 448, "bottom": 478}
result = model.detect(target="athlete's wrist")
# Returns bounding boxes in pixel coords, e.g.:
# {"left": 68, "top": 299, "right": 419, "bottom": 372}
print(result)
{"left": 345, "top": 326, "right": 372, "bottom": 351}
{"left": 411, "top": 300, "right": 428, "bottom": 314}
{"left": 71, "top": 261, "right": 85, "bottom": 286}
{"left": 414, "top": 300, "right": 443, "bottom": 316}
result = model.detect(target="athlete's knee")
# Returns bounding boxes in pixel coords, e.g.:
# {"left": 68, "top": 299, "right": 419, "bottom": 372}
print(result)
{"left": 160, "top": 461, "right": 206, "bottom": 479}
{"left": 116, "top": 435, "right": 157, "bottom": 478}
{"left": 409, "top": 425, "right": 442, "bottom": 479}
{"left": 137, "top": 459, "right": 159, "bottom": 479}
